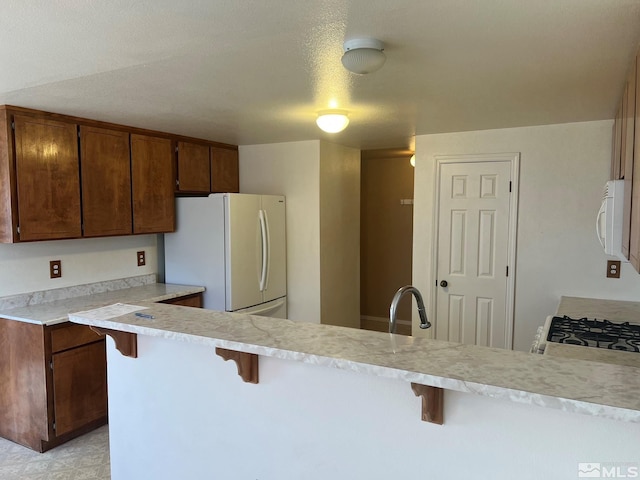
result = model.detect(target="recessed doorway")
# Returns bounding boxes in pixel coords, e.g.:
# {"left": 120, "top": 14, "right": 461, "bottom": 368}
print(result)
{"left": 360, "top": 148, "right": 415, "bottom": 335}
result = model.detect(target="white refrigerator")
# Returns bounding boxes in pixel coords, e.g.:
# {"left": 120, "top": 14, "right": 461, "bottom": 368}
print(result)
{"left": 164, "top": 193, "right": 287, "bottom": 318}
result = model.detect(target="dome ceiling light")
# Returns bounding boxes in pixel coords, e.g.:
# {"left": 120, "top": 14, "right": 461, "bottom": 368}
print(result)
{"left": 341, "top": 38, "right": 386, "bottom": 74}
{"left": 316, "top": 110, "right": 349, "bottom": 133}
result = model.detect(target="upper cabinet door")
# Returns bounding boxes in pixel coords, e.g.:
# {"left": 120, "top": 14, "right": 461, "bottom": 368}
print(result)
{"left": 612, "top": 98, "right": 623, "bottom": 180}
{"left": 14, "top": 115, "right": 81, "bottom": 241}
{"left": 80, "top": 126, "right": 132, "bottom": 237}
{"left": 622, "top": 60, "right": 637, "bottom": 259}
{"left": 131, "top": 134, "right": 175, "bottom": 234}
{"left": 211, "top": 147, "right": 239, "bottom": 193}
{"left": 177, "top": 141, "right": 211, "bottom": 193}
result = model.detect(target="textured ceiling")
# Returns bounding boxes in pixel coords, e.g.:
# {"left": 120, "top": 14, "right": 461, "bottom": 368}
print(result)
{"left": 1, "top": 0, "right": 639, "bottom": 149}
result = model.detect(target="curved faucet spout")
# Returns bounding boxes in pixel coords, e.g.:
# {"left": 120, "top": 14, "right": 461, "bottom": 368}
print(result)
{"left": 389, "top": 286, "right": 431, "bottom": 334}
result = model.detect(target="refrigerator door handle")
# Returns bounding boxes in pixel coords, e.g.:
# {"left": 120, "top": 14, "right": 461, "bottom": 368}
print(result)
{"left": 259, "top": 209, "right": 268, "bottom": 292}
{"left": 263, "top": 209, "right": 271, "bottom": 291}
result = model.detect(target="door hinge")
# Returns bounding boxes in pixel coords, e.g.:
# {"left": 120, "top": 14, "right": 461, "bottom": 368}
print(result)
{"left": 509, "top": 181, "right": 512, "bottom": 193}
{"left": 506, "top": 266, "right": 509, "bottom": 277}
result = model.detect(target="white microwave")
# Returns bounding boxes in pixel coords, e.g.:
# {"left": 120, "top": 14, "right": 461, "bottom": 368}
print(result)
{"left": 596, "top": 179, "right": 626, "bottom": 261}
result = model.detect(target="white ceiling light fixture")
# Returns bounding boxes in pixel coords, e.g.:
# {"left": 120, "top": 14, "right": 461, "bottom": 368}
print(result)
{"left": 341, "top": 38, "right": 386, "bottom": 74}
{"left": 316, "top": 110, "right": 349, "bottom": 133}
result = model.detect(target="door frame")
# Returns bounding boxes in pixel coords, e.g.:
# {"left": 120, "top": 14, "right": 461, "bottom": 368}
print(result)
{"left": 431, "top": 153, "right": 520, "bottom": 349}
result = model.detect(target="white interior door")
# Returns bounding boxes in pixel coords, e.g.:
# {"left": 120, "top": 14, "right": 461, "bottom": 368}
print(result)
{"left": 260, "top": 195, "right": 287, "bottom": 302}
{"left": 435, "top": 159, "right": 515, "bottom": 348}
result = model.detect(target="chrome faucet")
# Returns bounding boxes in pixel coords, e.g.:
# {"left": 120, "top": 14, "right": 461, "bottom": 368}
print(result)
{"left": 389, "top": 285, "right": 431, "bottom": 334}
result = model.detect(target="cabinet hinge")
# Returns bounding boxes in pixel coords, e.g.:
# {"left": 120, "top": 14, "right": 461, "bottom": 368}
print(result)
{"left": 50, "top": 361, "right": 53, "bottom": 370}
{"left": 11, "top": 121, "right": 15, "bottom": 130}
{"left": 52, "top": 421, "right": 56, "bottom": 431}
{"left": 16, "top": 225, "right": 20, "bottom": 235}
{"left": 509, "top": 181, "right": 512, "bottom": 193}
{"left": 176, "top": 179, "right": 180, "bottom": 187}
{"left": 175, "top": 146, "right": 179, "bottom": 153}
{"left": 506, "top": 266, "right": 509, "bottom": 277}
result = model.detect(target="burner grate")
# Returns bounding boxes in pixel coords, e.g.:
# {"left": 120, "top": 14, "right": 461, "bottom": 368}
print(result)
{"left": 547, "top": 316, "right": 640, "bottom": 353}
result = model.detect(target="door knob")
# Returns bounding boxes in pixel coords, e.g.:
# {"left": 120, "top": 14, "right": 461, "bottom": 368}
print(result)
{"left": 440, "top": 280, "right": 448, "bottom": 287}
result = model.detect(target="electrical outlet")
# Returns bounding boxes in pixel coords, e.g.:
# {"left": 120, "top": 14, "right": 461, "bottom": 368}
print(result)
{"left": 607, "top": 260, "right": 621, "bottom": 279}
{"left": 50, "top": 260, "right": 62, "bottom": 279}
{"left": 137, "top": 251, "right": 146, "bottom": 267}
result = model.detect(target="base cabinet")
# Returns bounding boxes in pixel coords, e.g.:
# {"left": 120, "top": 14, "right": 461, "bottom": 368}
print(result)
{"left": 0, "top": 318, "right": 107, "bottom": 452}
{"left": 160, "top": 292, "right": 203, "bottom": 308}
{"left": 52, "top": 341, "right": 107, "bottom": 436}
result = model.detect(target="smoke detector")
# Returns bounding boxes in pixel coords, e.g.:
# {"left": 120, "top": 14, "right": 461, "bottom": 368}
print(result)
{"left": 341, "top": 38, "right": 386, "bottom": 74}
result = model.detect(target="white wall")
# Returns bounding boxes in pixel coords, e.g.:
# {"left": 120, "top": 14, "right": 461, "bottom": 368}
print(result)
{"left": 413, "top": 120, "right": 640, "bottom": 351}
{"left": 319, "top": 141, "right": 360, "bottom": 328}
{"left": 0, "top": 235, "right": 157, "bottom": 296}
{"left": 239, "top": 141, "right": 322, "bottom": 323}
{"left": 107, "top": 335, "right": 640, "bottom": 480}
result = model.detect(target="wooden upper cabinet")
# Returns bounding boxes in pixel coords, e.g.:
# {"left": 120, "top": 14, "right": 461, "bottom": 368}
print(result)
{"left": 211, "top": 146, "right": 239, "bottom": 193}
{"left": 612, "top": 98, "right": 623, "bottom": 180}
{"left": 176, "top": 141, "right": 211, "bottom": 193}
{"left": 130, "top": 134, "right": 175, "bottom": 234}
{"left": 0, "top": 108, "right": 17, "bottom": 243}
{"left": 14, "top": 115, "right": 81, "bottom": 241}
{"left": 630, "top": 52, "right": 640, "bottom": 270}
{"left": 623, "top": 65, "right": 636, "bottom": 179}
{"left": 80, "top": 126, "right": 132, "bottom": 237}
{"left": 0, "top": 106, "right": 238, "bottom": 243}
{"left": 622, "top": 59, "right": 637, "bottom": 259}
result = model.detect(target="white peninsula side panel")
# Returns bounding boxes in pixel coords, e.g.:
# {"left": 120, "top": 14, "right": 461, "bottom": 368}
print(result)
{"left": 106, "top": 336, "right": 640, "bottom": 480}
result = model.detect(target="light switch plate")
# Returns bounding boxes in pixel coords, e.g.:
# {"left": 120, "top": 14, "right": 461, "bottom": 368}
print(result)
{"left": 137, "top": 251, "right": 146, "bottom": 267}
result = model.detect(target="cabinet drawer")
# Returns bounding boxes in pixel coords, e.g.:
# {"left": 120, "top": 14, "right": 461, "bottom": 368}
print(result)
{"left": 50, "top": 324, "right": 103, "bottom": 353}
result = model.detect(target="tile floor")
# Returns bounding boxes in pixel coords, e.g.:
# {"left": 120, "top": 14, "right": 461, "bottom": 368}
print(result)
{"left": 0, "top": 426, "right": 110, "bottom": 480}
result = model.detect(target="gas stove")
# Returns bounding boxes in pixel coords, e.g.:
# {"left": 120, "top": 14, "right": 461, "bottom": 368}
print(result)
{"left": 532, "top": 315, "right": 640, "bottom": 354}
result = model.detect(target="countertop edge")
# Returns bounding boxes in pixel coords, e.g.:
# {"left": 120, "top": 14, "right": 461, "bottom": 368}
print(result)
{"left": 0, "top": 285, "right": 205, "bottom": 325}
{"left": 68, "top": 308, "right": 640, "bottom": 425}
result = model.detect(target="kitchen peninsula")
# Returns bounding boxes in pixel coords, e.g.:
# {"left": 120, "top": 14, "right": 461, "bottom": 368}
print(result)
{"left": 69, "top": 302, "right": 640, "bottom": 480}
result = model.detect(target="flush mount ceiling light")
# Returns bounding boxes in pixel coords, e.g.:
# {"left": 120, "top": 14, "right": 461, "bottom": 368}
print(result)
{"left": 316, "top": 110, "right": 349, "bottom": 133}
{"left": 341, "top": 38, "right": 386, "bottom": 74}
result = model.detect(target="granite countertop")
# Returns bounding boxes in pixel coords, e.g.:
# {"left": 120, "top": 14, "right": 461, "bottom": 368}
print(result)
{"left": 557, "top": 296, "right": 640, "bottom": 323}
{"left": 69, "top": 302, "right": 640, "bottom": 424}
{"left": 0, "top": 283, "right": 205, "bottom": 326}
{"left": 542, "top": 296, "right": 640, "bottom": 367}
